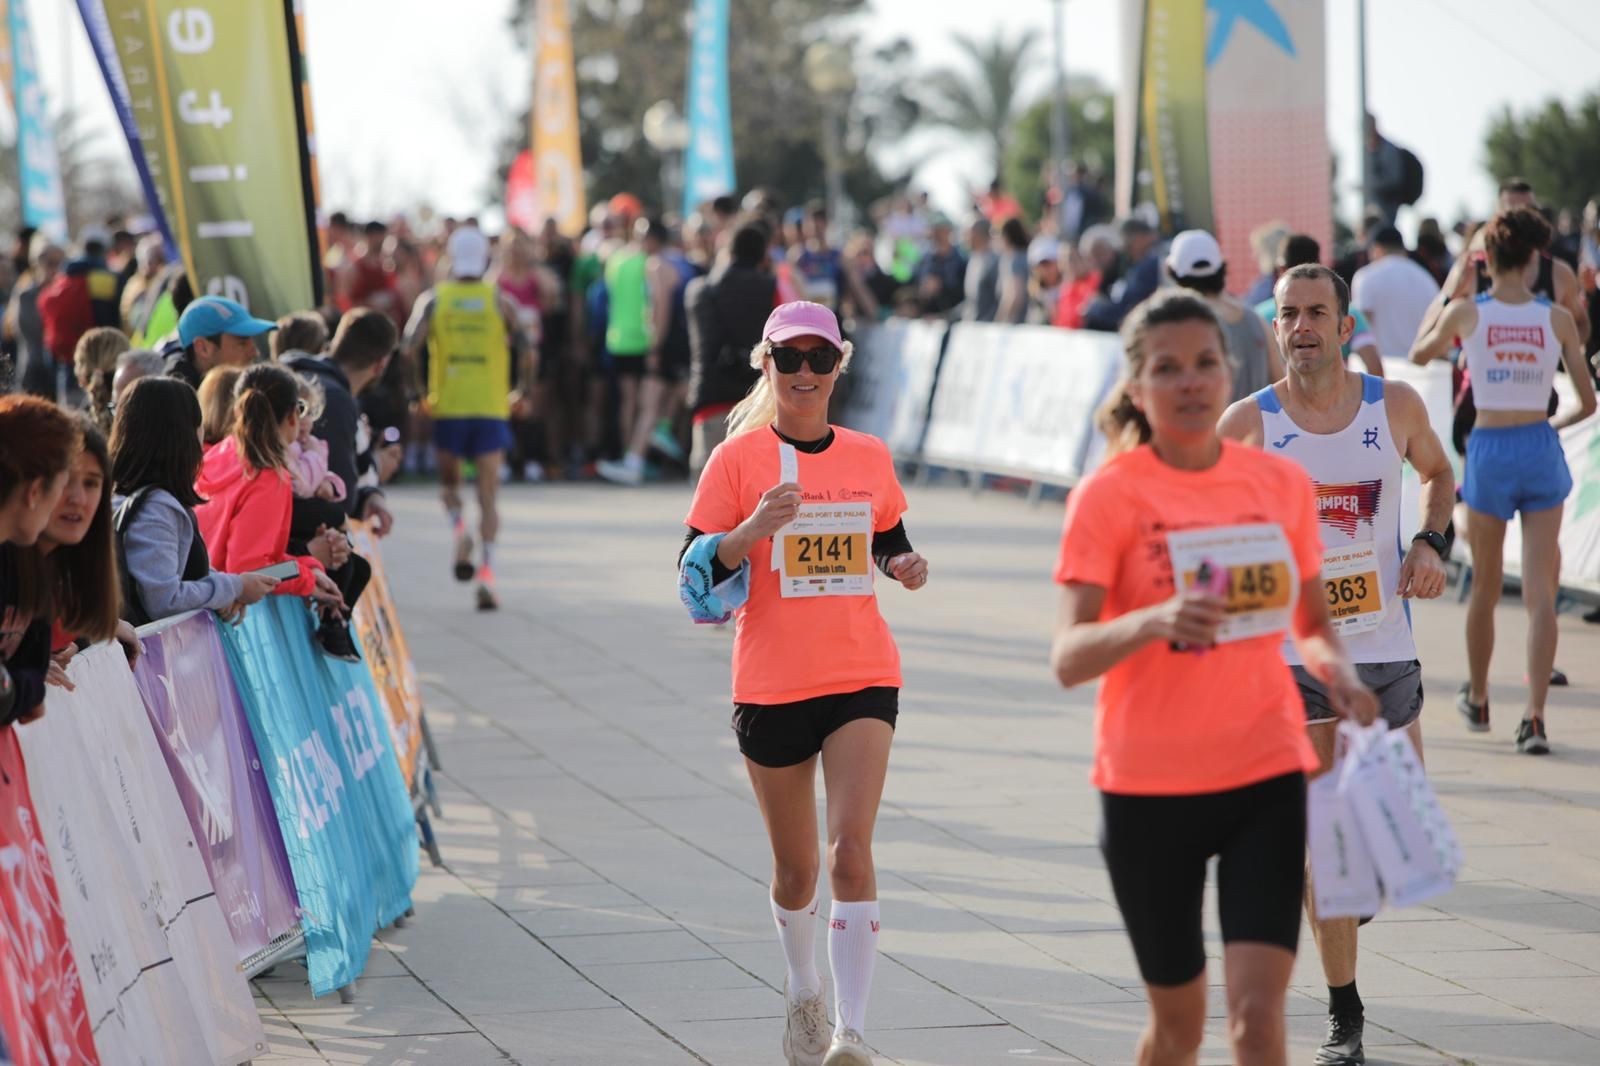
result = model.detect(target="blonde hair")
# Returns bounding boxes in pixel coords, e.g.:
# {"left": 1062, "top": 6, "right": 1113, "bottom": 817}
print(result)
{"left": 1095, "top": 291, "right": 1229, "bottom": 456}
{"left": 197, "top": 365, "right": 244, "bottom": 447}
{"left": 74, "top": 327, "right": 131, "bottom": 433}
{"left": 295, "top": 372, "right": 326, "bottom": 424}
{"left": 725, "top": 337, "right": 855, "bottom": 437}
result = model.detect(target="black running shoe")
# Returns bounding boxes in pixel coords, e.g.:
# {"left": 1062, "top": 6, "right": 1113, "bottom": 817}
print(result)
{"left": 1549, "top": 668, "right": 1569, "bottom": 687}
{"left": 453, "top": 531, "right": 475, "bottom": 582}
{"left": 1314, "top": 1012, "right": 1365, "bottom": 1066}
{"left": 1455, "top": 687, "right": 1490, "bottom": 733}
{"left": 1584, "top": 605, "right": 1600, "bottom": 625}
{"left": 316, "top": 617, "right": 362, "bottom": 663}
{"left": 1515, "top": 717, "right": 1549, "bottom": 755}
{"left": 475, "top": 582, "right": 499, "bottom": 612}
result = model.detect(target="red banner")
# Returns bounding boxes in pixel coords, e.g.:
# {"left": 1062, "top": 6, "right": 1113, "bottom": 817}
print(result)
{"left": 0, "top": 727, "right": 98, "bottom": 1065}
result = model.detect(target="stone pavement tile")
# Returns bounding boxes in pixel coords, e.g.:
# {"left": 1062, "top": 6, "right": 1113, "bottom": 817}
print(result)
{"left": 1452, "top": 975, "right": 1600, "bottom": 1036}
{"left": 481, "top": 878, "right": 641, "bottom": 915}
{"left": 267, "top": 975, "right": 472, "bottom": 1039}
{"left": 1015, "top": 930, "right": 1144, "bottom": 990}
{"left": 868, "top": 1022, "right": 1083, "bottom": 1066}
{"left": 1395, "top": 1022, "right": 1600, "bottom": 1066}
{"left": 1455, "top": 901, "right": 1600, "bottom": 940}
{"left": 1290, "top": 950, "right": 1467, "bottom": 999}
{"left": 254, "top": 1009, "right": 327, "bottom": 1063}
{"left": 1376, "top": 948, "right": 1594, "bottom": 980}
{"left": 447, "top": 857, "right": 603, "bottom": 893}
{"left": 470, "top": 1007, "right": 707, "bottom": 1065}
{"left": 1357, "top": 917, "right": 1527, "bottom": 953}
{"left": 1514, "top": 931, "right": 1600, "bottom": 971}
{"left": 652, "top": 1017, "right": 788, "bottom": 1065}
{"left": 1351, "top": 992, "right": 1540, "bottom": 1029}
{"left": 512, "top": 900, "right": 681, "bottom": 938}
{"left": 990, "top": 1000, "right": 1232, "bottom": 1066}
{"left": 540, "top": 929, "right": 723, "bottom": 967}
{"left": 314, "top": 1031, "right": 512, "bottom": 1065}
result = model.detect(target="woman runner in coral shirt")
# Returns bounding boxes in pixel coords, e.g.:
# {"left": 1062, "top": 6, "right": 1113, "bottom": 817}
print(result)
{"left": 1049, "top": 291, "right": 1376, "bottom": 1066}
{"left": 681, "top": 302, "right": 927, "bottom": 1066}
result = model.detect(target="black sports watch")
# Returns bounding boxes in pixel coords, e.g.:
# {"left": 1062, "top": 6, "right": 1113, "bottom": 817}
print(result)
{"left": 1412, "top": 529, "right": 1448, "bottom": 557}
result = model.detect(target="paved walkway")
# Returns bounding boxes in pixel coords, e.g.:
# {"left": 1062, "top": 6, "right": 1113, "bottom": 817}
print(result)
{"left": 253, "top": 480, "right": 1600, "bottom": 1066}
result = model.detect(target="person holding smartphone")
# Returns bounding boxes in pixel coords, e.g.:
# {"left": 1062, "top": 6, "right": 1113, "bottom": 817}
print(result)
{"left": 1049, "top": 291, "right": 1377, "bottom": 1066}
{"left": 111, "top": 378, "right": 279, "bottom": 625}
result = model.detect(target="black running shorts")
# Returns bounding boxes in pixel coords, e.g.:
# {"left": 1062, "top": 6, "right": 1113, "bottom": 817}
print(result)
{"left": 1099, "top": 771, "right": 1306, "bottom": 987}
{"left": 732, "top": 686, "right": 899, "bottom": 768}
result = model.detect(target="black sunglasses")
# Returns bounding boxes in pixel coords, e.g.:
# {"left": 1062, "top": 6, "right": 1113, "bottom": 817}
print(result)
{"left": 769, "top": 345, "right": 842, "bottom": 375}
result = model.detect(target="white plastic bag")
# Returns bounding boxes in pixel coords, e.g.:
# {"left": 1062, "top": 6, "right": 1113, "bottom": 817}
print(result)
{"left": 1307, "top": 760, "right": 1383, "bottom": 920}
{"left": 1337, "top": 721, "right": 1462, "bottom": 909}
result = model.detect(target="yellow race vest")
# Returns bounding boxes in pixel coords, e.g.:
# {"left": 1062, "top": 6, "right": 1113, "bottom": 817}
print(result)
{"left": 427, "top": 281, "right": 511, "bottom": 419}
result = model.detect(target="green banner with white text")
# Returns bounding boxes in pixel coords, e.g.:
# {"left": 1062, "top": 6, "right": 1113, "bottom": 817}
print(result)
{"left": 1132, "top": 0, "right": 1211, "bottom": 234}
{"left": 99, "top": 0, "right": 320, "bottom": 317}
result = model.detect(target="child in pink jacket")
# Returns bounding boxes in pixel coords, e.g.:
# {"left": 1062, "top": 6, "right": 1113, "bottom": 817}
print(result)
{"left": 287, "top": 375, "right": 346, "bottom": 503}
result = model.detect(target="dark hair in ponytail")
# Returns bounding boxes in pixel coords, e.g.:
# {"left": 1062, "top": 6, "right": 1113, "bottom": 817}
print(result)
{"left": 1484, "top": 206, "right": 1551, "bottom": 274}
{"left": 231, "top": 362, "right": 299, "bottom": 475}
{"left": 1095, "top": 291, "right": 1228, "bottom": 454}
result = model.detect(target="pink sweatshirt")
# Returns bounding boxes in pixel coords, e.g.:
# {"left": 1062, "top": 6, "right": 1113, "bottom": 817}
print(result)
{"left": 287, "top": 436, "right": 347, "bottom": 501}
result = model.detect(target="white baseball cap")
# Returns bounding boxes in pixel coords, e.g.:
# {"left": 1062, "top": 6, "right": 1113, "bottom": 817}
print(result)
{"left": 447, "top": 225, "right": 492, "bottom": 279}
{"left": 1026, "top": 236, "right": 1060, "bottom": 267}
{"left": 1166, "top": 229, "right": 1225, "bottom": 278}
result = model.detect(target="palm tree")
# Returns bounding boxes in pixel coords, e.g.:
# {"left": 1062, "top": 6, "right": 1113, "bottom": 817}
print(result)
{"left": 921, "top": 30, "right": 1040, "bottom": 179}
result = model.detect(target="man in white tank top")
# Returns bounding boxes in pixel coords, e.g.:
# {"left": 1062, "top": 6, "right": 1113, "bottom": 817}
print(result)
{"left": 1220, "top": 264, "right": 1455, "bottom": 1066}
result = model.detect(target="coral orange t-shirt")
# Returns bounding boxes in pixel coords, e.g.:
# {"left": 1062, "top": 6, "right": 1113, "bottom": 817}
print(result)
{"left": 1054, "top": 441, "right": 1322, "bottom": 796}
{"left": 686, "top": 425, "right": 907, "bottom": 705}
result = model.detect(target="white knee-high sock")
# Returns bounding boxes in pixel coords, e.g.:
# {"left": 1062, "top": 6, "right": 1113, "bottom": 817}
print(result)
{"left": 828, "top": 900, "right": 880, "bottom": 1036}
{"left": 771, "top": 895, "right": 822, "bottom": 999}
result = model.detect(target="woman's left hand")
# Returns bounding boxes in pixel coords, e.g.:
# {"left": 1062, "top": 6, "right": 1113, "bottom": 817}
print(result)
{"left": 887, "top": 553, "right": 929, "bottom": 591}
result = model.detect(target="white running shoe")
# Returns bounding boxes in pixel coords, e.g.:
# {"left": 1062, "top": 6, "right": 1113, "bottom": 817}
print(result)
{"left": 822, "top": 1029, "right": 873, "bottom": 1066}
{"left": 595, "top": 458, "right": 644, "bottom": 486}
{"left": 782, "top": 979, "right": 829, "bottom": 1065}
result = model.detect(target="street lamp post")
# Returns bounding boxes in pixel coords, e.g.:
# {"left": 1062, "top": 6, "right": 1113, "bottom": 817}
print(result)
{"left": 642, "top": 99, "right": 691, "bottom": 217}
{"left": 1050, "top": 0, "right": 1072, "bottom": 234}
{"left": 804, "top": 40, "right": 856, "bottom": 240}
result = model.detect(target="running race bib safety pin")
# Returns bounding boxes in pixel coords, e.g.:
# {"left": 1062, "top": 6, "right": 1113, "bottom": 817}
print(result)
{"left": 1165, "top": 524, "right": 1298, "bottom": 643}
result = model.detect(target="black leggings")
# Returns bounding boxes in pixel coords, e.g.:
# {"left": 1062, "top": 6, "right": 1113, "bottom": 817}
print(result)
{"left": 1099, "top": 771, "right": 1306, "bottom": 987}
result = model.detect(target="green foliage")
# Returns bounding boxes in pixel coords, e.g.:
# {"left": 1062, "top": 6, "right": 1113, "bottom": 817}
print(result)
{"left": 502, "top": 0, "right": 918, "bottom": 218}
{"left": 920, "top": 30, "right": 1039, "bottom": 177}
{"left": 1483, "top": 93, "right": 1600, "bottom": 212}
{"left": 1001, "top": 83, "right": 1115, "bottom": 225}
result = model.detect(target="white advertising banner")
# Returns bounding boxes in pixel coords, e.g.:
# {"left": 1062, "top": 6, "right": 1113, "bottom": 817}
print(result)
{"left": 28, "top": 645, "right": 266, "bottom": 1065}
{"left": 921, "top": 322, "right": 1005, "bottom": 470}
{"left": 1380, "top": 358, "right": 1457, "bottom": 542}
{"left": 838, "top": 319, "right": 946, "bottom": 458}
{"left": 1501, "top": 412, "right": 1600, "bottom": 593}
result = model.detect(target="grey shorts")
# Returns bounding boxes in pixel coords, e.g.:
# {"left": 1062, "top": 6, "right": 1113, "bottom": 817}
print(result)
{"left": 1293, "top": 660, "right": 1423, "bottom": 730}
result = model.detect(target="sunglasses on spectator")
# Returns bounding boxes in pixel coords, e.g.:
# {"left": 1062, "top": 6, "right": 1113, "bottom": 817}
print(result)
{"left": 769, "top": 345, "right": 842, "bottom": 375}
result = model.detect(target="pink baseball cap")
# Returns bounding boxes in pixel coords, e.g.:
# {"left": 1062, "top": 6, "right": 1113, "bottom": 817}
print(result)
{"left": 763, "top": 300, "right": 844, "bottom": 347}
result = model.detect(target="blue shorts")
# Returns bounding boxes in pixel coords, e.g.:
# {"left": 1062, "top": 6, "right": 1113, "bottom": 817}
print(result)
{"left": 432, "top": 417, "right": 513, "bottom": 459}
{"left": 1462, "top": 421, "right": 1572, "bottom": 521}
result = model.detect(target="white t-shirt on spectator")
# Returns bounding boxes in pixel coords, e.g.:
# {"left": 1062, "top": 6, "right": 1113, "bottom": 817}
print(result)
{"left": 1351, "top": 253, "right": 1440, "bottom": 357}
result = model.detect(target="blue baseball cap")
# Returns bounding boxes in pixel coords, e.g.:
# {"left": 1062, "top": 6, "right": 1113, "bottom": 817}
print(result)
{"left": 177, "top": 296, "right": 276, "bottom": 348}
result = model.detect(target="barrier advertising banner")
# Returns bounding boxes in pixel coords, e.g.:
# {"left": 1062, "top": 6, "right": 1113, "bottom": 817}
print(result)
{"left": 28, "top": 645, "right": 265, "bottom": 1064}
{"left": 91, "top": 0, "right": 321, "bottom": 316}
{"left": 218, "top": 597, "right": 416, "bottom": 995}
{"left": 0, "top": 728, "right": 98, "bottom": 1066}
{"left": 837, "top": 320, "right": 946, "bottom": 458}
{"left": 682, "top": 0, "right": 736, "bottom": 214}
{"left": 347, "top": 522, "right": 425, "bottom": 790}
{"left": 7, "top": 0, "right": 67, "bottom": 241}
{"left": 531, "top": 0, "right": 586, "bottom": 236}
{"left": 132, "top": 612, "right": 300, "bottom": 966}
{"left": 1502, "top": 413, "right": 1600, "bottom": 593}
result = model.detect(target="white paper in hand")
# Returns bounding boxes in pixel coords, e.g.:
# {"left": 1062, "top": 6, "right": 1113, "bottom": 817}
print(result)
{"left": 773, "top": 442, "right": 799, "bottom": 570}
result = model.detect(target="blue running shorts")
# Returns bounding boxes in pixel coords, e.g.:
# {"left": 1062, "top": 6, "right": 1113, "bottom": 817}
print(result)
{"left": 1462, "top": 421, "right": 1571, "bottom": 521}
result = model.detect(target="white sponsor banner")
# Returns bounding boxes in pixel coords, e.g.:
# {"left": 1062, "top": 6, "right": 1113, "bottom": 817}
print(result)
{"left": 27, "top": 645, "right": 266, "bottom": 1065}
{"left": 1380, "top": 358, "right": 1456, "bottom": 542}
{"left": 838, "top": 319, "right": 945, "bottom": 457}
{"left": 923, "top": 323, "right": 1123, "bottom": 485}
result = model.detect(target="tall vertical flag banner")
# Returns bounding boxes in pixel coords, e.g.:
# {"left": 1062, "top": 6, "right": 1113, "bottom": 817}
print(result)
{"left": 682, "top": 0, "right": 735, "bottom": 217}
{"left": 1119, "top": 0, "right": 1329, "bottom": 287}
{"left": 531, "top": 0, "right": 585, "bottom": 236}
{"left": 75, "top": 1, "right": 179, "bottom": 258}
{"left": 88, "top": 1, "right": 322, "bottom": 317}
{"left": 0, "top": 2, "right": 13, "bottom": 114}
{"left": 8, "top": 0, "right": 67, "bottom": 241}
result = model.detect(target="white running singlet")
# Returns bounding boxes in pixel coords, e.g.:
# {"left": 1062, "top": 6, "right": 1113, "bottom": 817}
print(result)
{"left": 1254, "top": 375, "right": 1416, "bottom": 665}
{"left": 1462, "top": 294, "right": 1562, "bottom": 412}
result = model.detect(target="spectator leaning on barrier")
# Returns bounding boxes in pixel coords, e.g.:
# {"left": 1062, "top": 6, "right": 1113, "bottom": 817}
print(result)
{"left": 283, "top": 306, "right": 399, "bottom": 536}
{"left": 167, "top": 296, "right": 275, "bottom": 389}
{"left": 0, "top": 395, "right": 82, "bottom": 725}
{"left": 1165, "top": 229, "right": 1284, "bottom": 403}
{"left": 685, "top": 223, "right": 777, "bottom": 479}
{"left": 1083, "top": 217, "right": 1163, "bottom": 332}
{"left": 110, "top": 377, "right": 276, "bottom": 626}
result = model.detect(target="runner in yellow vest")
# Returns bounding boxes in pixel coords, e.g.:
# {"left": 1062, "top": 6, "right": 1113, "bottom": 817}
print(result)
{"left": 401, "top": 225, "right": 532, "bottom": 610}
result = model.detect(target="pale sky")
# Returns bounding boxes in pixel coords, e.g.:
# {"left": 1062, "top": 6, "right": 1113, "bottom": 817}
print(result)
{"left": 25, "top": 0, "right": 1600, "bottom": 235}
